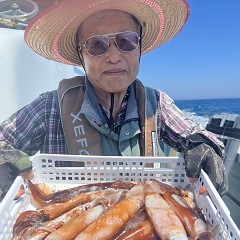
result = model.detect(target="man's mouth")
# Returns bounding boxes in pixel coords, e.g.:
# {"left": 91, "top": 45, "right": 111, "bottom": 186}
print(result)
{"left": 104, "top": 69, "right": 126, "bottom": 75}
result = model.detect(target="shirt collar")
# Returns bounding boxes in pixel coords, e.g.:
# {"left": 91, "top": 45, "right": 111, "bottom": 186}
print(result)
{"left": 81, "top": 79, "right": 139, "bottom": 125}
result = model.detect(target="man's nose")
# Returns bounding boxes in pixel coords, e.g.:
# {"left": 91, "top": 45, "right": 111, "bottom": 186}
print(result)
{"left": 105, "top": 39, "right": 122, "bottom": 63}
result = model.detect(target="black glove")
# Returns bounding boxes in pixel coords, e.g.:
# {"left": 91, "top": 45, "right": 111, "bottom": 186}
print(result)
{"left": 184, "top": 143, "right": 228, "bottom": 196}
{"left": 0, "top": 163, "right": 19, "bottom": 201}
{"left": 0, "top": 141, "right": 32, "bottom": 173}
{"left": 0, "top": 141, "right": 33, "bottom": 200}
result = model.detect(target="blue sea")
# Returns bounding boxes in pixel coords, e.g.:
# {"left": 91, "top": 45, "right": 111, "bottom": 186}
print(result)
{"left": 174, "top": 98, "right": 240, "bottom": 127}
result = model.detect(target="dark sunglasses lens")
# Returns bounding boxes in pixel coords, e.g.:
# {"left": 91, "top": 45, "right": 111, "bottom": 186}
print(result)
{"left": 116, "top": 32, "right": 139, "bottom": 52}
{"left": 86, "top": 36, "right": 109, "bottom": 56}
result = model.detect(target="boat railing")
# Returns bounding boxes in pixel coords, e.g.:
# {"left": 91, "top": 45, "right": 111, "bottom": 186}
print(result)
{"left": 206, "top": 114, "right": 240, "bottom": 176}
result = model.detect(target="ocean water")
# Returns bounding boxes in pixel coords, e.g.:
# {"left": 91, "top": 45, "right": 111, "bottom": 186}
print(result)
{"left": 174, "top": 98, "right": 240, "bottom": 128}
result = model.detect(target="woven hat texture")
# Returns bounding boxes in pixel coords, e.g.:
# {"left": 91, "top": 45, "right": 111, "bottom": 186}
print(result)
{"left": 24, "top": 0, "right": 190, "bottom": 66}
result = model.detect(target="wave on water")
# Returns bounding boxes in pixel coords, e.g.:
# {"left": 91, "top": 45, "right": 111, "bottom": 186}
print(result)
{"left": 181, "top": 110, "right": 209, "bottom": 128}
{"left": 174, "top": 98, "right": 240, "bottom": 128}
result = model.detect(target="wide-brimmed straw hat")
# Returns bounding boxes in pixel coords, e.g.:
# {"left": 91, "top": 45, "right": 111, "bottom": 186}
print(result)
{"left": 24, "top": 0, "right": 190, "bottom": 66}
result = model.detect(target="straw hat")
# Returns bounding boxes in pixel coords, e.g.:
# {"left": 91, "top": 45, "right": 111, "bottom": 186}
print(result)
{"left": 24, "top": 0, "right": 190, "bottom": 66}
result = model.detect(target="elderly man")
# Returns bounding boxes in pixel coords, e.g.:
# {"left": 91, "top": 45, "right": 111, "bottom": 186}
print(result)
{"left": 0, "top": 0, "right": 227, "bottom": 200}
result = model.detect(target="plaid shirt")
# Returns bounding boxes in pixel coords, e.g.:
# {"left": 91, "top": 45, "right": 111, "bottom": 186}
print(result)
{"left": 0, "top": 91, "right": 67, "bottom": 156}
{"left": 0, "top": 85, "right": 223, "bottom": 156}
{"left": 99, "top": 86, "right": 131, "bottom": 134}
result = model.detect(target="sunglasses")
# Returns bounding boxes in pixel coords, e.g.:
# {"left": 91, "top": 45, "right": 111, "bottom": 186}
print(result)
{"left": 78, "top": 31, "right": 140, "bottom": 56}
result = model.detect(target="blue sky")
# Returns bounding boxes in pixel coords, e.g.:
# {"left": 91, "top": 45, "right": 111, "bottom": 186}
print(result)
{"left": 138, "top": 0, "right": 240, "bottom": 100}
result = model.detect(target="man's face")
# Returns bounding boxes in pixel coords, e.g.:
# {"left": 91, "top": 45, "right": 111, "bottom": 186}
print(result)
{"left": 79, "top": 10, "right": 140, "bottom": 94}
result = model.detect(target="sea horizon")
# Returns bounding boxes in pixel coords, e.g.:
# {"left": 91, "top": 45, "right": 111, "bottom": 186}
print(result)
{"left": 174, "top": 97, "right": 240, "bottom": 101}
{"left": 174, "top": 98, "right": 240, "bottom": 127}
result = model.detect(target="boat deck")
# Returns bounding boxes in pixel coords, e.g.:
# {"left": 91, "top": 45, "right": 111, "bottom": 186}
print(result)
{"left": 223, "top": 159, "right": 240, "bottom": 228}
{"left": 206, "top": 114, "right": 240, "bottom": 229}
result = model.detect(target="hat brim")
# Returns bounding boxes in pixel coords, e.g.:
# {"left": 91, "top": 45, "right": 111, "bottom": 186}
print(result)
{"left": 24, "top": 0, "right": 190, "bottom": 66}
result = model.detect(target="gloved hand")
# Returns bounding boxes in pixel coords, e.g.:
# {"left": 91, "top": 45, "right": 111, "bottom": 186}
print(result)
{"left": 0, "top": 141, "right": 34, "bottom": 200}
{"left": 184, "top": 143, "right": 228, "bottom": 196}
{"left": 0, "top": 163, "right": 19, "bottom": 201}
{"left": 0, "top": 141, "right": 32, "bottom": 173}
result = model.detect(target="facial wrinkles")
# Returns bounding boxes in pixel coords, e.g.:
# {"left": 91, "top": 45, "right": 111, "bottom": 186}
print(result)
{"left": 80, "top": 11, "right": 135, "bottom": 41}
{"left": 79, "top": 10, "right": 140, "bottom": 95}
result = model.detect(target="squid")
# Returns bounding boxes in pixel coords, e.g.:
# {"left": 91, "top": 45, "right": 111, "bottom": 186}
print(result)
{"left": 12, "top": 180, "right": 215, "bottom": 240}
{"left": 24, "top": 204, "right": 86, "bottom": 240}
{"left": 12, "top": 188, "right": 126, "bottom": 240}
{"left": 37, "top": 190, "right": 102, "bottom": 221}
{"left": 33, "top": 187, "right": 126, "bottom": 221}
{"left": 12, "top": 210, "right": 44, "bottom": 239}
{"left": 45, "top": 204, "right": 106, "bottom": 240}
{"left": 144, "top": 182, "right": 188, "bottom": 240}
{"left": 43, "top": 189, "right": 125, "bottom": 240}
{"left": 150, "top": 179, "right": 181, "bottom": 195}
{"left": 115, "top": 219, "right": 159, "bottom": 240}
{"left": 74, "top": 182, "right": 145, "bottom": 240}
{"left": 28, "top": 180, "right": 135, "bottom": 208}
{"left": 162, "top": 190, "right": 214, "bottom": 240}
{"left": 148, "top": 180, "right": 214, "bottom": 239}
{"left": 150, "top": 179, "right": 195, "bottom": 205}
{"left": 34, "top": 182, "right": 56, "bottom": 196}
{"left": 177, "top": 186, "right": 196, "bottom": 209}
{"left": 12, "top": 227, "right": 37, "bottom": 240}
{"left": 111, "top": 207, "right": 149, "bottom": 239}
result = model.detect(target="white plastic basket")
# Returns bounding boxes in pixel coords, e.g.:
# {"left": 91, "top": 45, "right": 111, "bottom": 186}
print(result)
{"left": 0, "top": 154, "right": 239, "bottom": 240}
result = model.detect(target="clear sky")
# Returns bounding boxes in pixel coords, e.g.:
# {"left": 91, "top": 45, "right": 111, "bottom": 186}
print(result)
{"left": 138, "top": 0, "right": 240, "bottom": 100}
